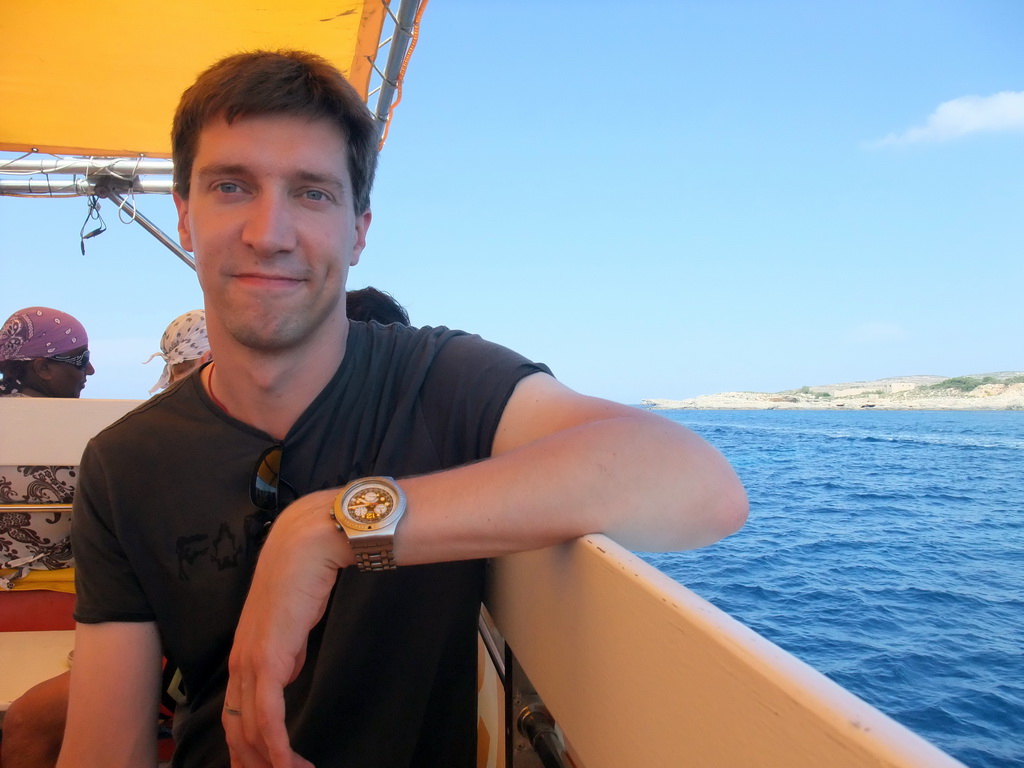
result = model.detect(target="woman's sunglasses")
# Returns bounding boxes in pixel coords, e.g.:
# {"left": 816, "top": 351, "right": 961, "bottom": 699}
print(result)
{"left": 49, "top": 349, "right": 90, "bottom": 370}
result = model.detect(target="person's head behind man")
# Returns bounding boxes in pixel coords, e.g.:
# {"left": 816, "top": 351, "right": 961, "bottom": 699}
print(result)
{"left": 171, "top": 49, "right": 378, "bottom": 215}
{"left": 346, "top": 287, "right": 410, "bottom": 326}
{"left": 145, "top": 309, "right": 212, "bottom": 393}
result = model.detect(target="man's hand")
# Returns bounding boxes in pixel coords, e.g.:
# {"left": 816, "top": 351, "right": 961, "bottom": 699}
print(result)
{"left": 222, "top": 489, "right": 351, "bottom": 767}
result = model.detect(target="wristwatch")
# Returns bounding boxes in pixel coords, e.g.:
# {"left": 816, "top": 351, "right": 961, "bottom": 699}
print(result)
{"left": 331, "top": 476, "right": 407, "bottom": 571}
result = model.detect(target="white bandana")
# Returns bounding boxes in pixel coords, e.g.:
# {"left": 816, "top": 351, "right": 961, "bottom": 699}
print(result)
{"left": 144, "top": 310, "right": 209, "bottom": 393}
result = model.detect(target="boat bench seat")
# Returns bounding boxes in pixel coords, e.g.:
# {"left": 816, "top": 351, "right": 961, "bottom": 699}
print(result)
{"left": 0, "top": 398, "right": 142, "bottom": 631}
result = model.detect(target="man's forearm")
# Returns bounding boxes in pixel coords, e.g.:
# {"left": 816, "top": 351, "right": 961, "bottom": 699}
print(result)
{"left": 394, "top": 409, "right": 747, "bottom": 563}
{"left": 274, "top": 379, "right": 747, "bottom": 571}
{"left": 57, "top": 622, "right": 163, "bottom": 768}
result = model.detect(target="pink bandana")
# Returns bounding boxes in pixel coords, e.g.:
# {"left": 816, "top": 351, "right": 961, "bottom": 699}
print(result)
{"left": 0, "top": 307, "right": 89, "bottom": 361}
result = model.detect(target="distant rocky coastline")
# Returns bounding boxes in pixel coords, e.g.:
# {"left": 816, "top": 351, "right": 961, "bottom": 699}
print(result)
{"left": 643, "top": 372, "right": 1024, "bottom": 411}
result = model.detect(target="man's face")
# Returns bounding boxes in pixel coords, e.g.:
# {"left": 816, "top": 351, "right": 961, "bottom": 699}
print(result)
{"left": 174, "top": 114, "right": 371, "bottom": 354}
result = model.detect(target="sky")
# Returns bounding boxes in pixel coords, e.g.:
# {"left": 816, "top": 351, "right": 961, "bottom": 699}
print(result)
{"left": 2, "top": 0, "right": 1022, "bottom": 404}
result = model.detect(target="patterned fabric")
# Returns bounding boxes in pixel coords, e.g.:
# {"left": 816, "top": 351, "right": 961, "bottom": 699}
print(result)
{"left": 144, "top": 310, "right": 209, "bottom": 393}
{"left": 0, "top": 464, "right": 77, "bottom": 588}
{"left": 0, "top": 307, "right": 89, "bottom": 361}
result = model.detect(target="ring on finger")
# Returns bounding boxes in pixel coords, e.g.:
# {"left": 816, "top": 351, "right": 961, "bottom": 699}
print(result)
{"left": 224, "top": 704, "right": 243, "bottom": 716}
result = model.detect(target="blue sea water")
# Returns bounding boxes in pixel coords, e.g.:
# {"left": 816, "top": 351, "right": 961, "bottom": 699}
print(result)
{"left": 639, "top": 409, "right": 1023, "bottom": 768}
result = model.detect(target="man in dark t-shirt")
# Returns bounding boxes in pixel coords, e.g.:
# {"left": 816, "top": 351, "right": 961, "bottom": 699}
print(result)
{"left": 58, "top": 51, "right": 748, "bottom": 768}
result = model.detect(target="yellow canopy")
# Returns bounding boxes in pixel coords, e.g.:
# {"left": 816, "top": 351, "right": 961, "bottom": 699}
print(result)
{"left": 0, "top": 0, "right": 387, "bottom": 158}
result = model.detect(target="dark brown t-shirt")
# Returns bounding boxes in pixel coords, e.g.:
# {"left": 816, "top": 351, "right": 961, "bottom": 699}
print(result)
{"left": 72, "top": 321, "right": 550, "bottom": 767}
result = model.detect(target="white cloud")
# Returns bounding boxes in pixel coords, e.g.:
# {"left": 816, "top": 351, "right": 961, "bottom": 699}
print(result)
{"left": 870, "top": 91, "right": 1024, "bottom": 147}
{"left": 844, "top": 322, "right": 910, "bottom": 345}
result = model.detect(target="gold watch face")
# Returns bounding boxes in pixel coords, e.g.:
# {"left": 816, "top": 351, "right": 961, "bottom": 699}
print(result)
{"left": 334, "top": 477, "right": 406, "bottom": 534}
{"left": 345, "top": 484, "right": 397, "bottom": 523}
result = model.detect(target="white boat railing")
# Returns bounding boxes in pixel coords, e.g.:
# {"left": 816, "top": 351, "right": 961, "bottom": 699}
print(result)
{"left": 483, "top": 536, "right": 968, "bottom": 768}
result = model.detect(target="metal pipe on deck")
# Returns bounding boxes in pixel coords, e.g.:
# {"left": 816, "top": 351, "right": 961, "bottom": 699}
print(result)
{"left": 517, "top": 706, "right": 570, "bottom": 768}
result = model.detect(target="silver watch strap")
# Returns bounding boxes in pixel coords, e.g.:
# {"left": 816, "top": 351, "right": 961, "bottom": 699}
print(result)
{"left": 351, "top": 536, "right": 397, "bottom": 571}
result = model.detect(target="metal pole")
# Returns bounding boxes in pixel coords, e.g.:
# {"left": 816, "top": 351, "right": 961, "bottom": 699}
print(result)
{"left": 372, "top": 0, "right": 422, "bottom": 135}
{"left": 0, "top": 157, "right": 173, "bottom": 176}
{"left": 99, "top": 188, "right": 195, "bottom": 270}
{"left": 0, "top": 178, "right": 173, "bottom": 196}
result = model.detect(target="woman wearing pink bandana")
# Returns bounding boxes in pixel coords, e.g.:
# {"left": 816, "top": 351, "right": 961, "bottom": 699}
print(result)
{"left": 0, "top": 307, "right": 95, "bottom": 398}
{"left": 0, "top": 307, "right": 95, "bottom": 767}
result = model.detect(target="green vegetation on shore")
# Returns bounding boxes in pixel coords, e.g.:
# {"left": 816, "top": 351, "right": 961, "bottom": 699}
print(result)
{"left": 796, "top": 386, "right": 832, "bottom": 398}
{"left": 928, "top": 375, "right": 1024, "bottom": 393}
{"left": 643, "top": 371, "right": 1024, "bottom": 411}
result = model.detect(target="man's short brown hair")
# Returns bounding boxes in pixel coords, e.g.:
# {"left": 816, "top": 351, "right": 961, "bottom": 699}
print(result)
{"left": 172, "top": 50, "right": 378, "bottom": 213}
